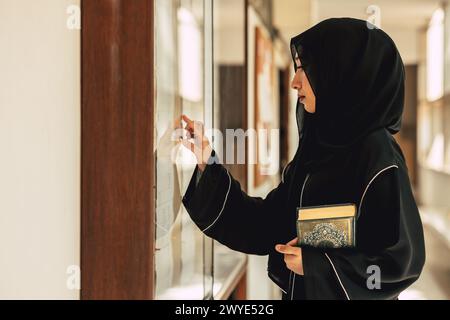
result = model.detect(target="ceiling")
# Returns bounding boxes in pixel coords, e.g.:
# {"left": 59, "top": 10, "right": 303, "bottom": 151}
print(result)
{"left": 274, "top": 0, "right": 444, "bottom": 40}
{"left": 314, "top": 0, "right": 442, "bottom": 28}
{"left": 211, "top": 0, "right": 445, "bottom": 64}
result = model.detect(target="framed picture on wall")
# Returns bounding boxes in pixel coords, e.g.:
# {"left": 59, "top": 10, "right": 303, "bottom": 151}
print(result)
{"left": 254, "top": 26, "right": 276, "bottom": 188}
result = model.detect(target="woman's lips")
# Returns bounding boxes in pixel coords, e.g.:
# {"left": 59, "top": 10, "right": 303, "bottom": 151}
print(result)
{"left": 299, "top": 95, "right": 306, "bottom": 101}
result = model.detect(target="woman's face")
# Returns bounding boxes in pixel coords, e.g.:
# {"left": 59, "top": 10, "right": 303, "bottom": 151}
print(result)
{"left": 291, "top": 55, "right": 316, "bottom": 114}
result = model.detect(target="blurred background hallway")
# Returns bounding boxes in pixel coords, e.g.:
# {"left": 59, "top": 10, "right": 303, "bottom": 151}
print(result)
{"left": 244, "top": 0, "right": 450, "bottom": 300}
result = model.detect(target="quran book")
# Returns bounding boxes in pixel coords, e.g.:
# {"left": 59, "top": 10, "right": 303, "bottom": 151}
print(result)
{"left": 297, "top": 203, "right": 356, "bottom": 249}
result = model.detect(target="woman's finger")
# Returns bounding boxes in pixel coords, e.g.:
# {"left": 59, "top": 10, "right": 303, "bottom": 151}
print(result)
{"left": 182, "top": 115, "right": 195, "bottom": 130}
{"left": 184, "top": 123, "right": 192, "bottom": 130}
{"left": 182, "top": 128, "right": 202, "bottom": 146}
{"left": 185, "top": 125, "right": 203, "bottom": 141}
{"left": 275, "top": 244, "right": 300, "bottom": 256}
{"left": 182, "top": 127, "right": 196, "bottom": 140}
{"left": 182, "top": 115, "right": 205, "bottom": 138}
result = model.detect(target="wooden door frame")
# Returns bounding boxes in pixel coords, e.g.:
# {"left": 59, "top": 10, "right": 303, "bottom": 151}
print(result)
{"left": 81, "top": 0, "right": 155, "bottom": 300}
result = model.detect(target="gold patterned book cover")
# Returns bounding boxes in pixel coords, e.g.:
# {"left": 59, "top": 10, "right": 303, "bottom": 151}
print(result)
{"left": 296, "top": 203, "right": 356, "bottom": 249}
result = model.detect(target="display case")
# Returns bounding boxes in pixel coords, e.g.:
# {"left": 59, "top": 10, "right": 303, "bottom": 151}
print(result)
{"left": 154, "top": 0, "right": 247, "bottom": 300}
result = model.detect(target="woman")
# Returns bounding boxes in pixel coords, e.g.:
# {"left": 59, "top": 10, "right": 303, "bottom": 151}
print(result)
{"left": 180, "top": 18, "right": 425, "bottom": 300}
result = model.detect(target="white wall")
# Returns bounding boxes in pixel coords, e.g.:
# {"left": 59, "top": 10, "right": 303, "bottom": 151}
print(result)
{"left": 0, "top": 0, "right": 80, "bottom": 299}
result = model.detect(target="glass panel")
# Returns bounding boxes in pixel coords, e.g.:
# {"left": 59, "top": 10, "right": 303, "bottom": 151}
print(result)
{"left": 203, "top": 0, "right": 214, "bottom": 300}
{"left": 444, "top": 4, "right": 450, "bottom": 171}
{"left": 212, "top": 0, "right": 248, "bottom": 299}
{"left": 154, "top": 0, "right": 213, "bottom": 300}
{"left": 155, "top": 0, "right": 247, "bottom": 300}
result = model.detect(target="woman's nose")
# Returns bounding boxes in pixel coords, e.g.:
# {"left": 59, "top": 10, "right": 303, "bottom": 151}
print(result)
{"left": 291, "top": 78, "right": 301, "bottom": 90}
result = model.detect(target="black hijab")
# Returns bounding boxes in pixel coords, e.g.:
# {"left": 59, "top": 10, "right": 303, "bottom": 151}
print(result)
{"left": 290, "top": 18, "right": 405, "bottom": 173}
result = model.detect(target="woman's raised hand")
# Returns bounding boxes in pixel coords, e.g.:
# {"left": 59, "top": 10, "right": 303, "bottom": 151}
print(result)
{"left": 180, "top": 115, "right": 213, "bottom": 172}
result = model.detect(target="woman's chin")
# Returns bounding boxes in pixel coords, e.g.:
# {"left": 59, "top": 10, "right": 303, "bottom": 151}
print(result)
{"left": 304, "top": 105, "right": 316, "bottom": 114}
